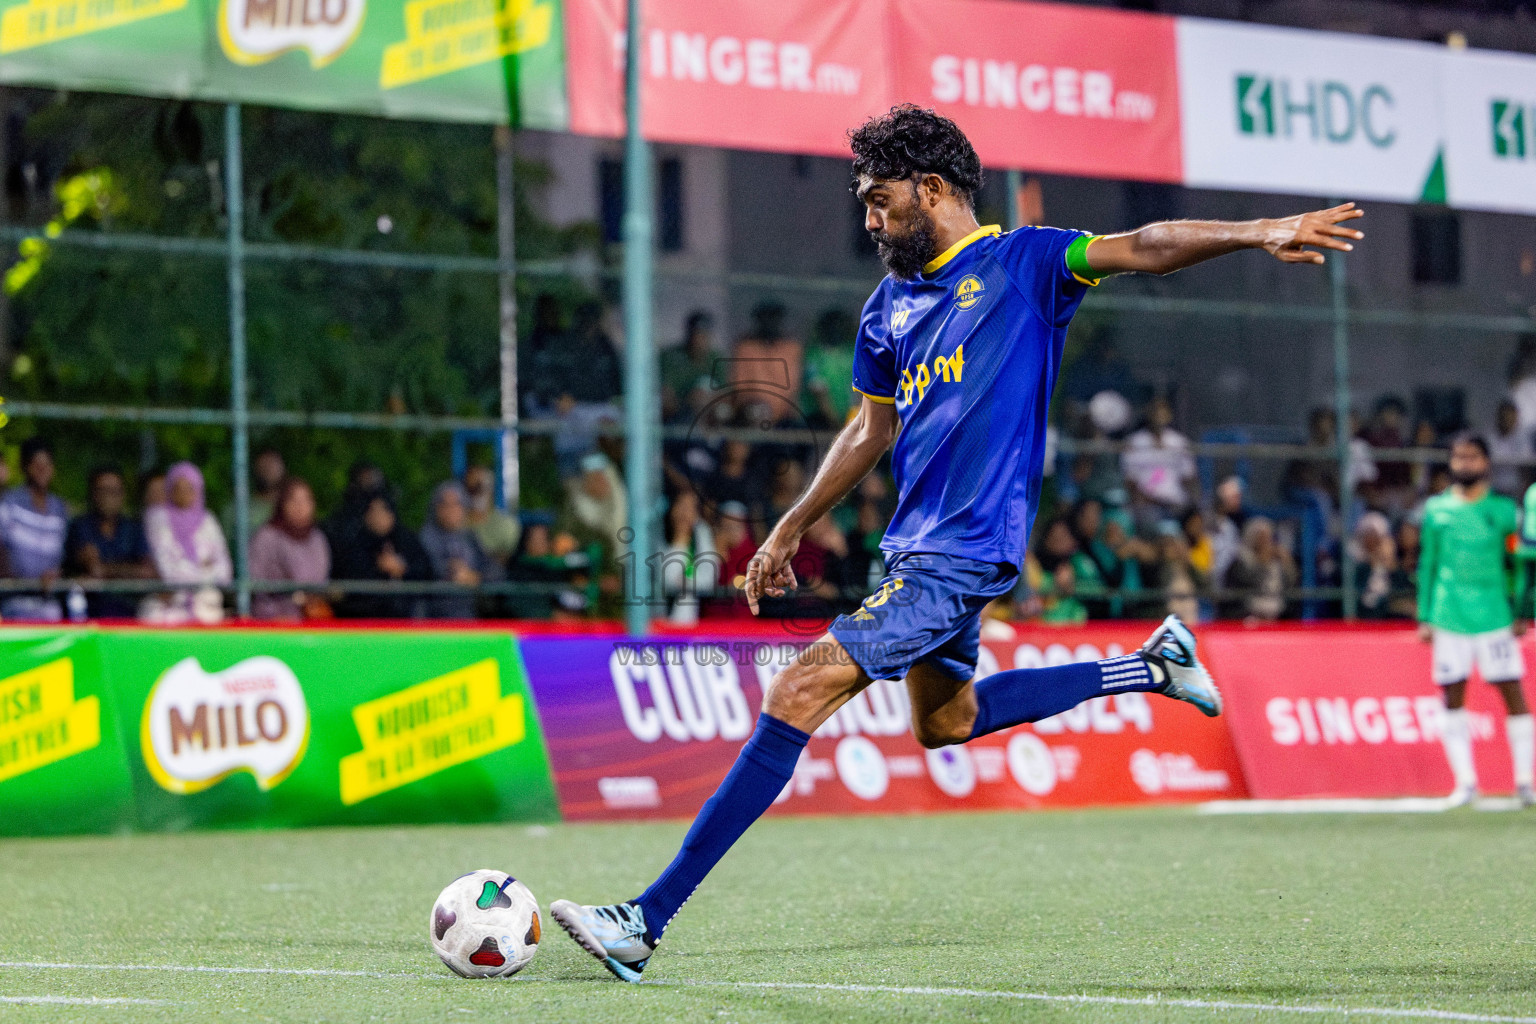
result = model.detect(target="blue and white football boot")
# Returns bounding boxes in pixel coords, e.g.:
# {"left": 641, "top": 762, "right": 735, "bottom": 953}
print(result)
{"left": 549, "top": 899, "right": 654, "bottom": 983}
{"left": 1140, "top": 614, "right": 1222, "bottom": 717}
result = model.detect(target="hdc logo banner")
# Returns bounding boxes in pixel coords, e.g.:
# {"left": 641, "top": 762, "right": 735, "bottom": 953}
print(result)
{"left": 1176, "top": 18, "right": 1446, "bottom": 203}
{"left": 1441, "top": 48, "right": 1536, "bottom": 216}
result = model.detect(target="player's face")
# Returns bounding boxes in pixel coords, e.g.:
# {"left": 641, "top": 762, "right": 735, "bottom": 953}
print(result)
{"left": 857, "top": 174, "right": 937, "bottom": 280}
{"left": 1449, "top": 442, "right": 1490, "bottom": 486}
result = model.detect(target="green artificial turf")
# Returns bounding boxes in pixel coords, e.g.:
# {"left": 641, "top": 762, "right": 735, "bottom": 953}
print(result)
{"left": 2, "top": 807, "right": 1535, "bottom": 1022}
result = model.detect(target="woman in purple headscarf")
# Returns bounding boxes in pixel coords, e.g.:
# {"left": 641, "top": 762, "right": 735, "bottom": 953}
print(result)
{"left": 142, "top": 461, "right": 232, "bottom": 624}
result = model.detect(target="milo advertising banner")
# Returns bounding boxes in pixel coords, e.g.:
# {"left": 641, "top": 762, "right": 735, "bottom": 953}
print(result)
{"left": 0, "top": 0, "right": 568, "bottom": 127}
{"left": 0, "top": 628, "right": 559, "bottom": 836}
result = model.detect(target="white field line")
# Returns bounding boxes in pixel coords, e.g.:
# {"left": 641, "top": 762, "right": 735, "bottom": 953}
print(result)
{"left": 675, "top": 981, "right": 1536, "bottom": 1022}
{"left": 1202, "top": 798, "right": 1453, "bottom": 814}
{"left": 1, "top": 996, "right": 170, "bottom": 1005}
{"left": 4, "top": 960, "right": 1535, "bottom": 1022}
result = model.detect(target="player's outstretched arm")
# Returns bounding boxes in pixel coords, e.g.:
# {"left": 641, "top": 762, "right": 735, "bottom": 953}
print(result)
{"left": 1083, "top": 202, "right": 1365, "bottom": 277}
{"left": 742, "top": 395, "right": 898, "bottom": 615}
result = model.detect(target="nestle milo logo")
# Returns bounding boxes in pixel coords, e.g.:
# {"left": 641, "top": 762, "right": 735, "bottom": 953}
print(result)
{"left": 1492, "top": 99, "right": 1532, "bottom": 160}
{"left": 1236, "top": 75, "right": 1395, "bottom": 148}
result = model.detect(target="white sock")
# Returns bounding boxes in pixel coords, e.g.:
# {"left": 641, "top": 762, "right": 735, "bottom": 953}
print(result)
{"left": 1506, "top": 714, "right": 1534, "bottom": 789}
{"left": 1442, "top": 708, "right": 1477, "bottom": 790}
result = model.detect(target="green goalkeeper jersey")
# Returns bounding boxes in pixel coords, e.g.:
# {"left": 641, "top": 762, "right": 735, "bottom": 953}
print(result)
{"left": 1418, "top": 489, "right": 1518, "bottom": 634}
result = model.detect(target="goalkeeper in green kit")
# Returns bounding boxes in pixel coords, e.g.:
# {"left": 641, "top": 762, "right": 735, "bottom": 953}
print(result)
{"left": 1418, "top": 434, "right": 1534, "bottom": 807}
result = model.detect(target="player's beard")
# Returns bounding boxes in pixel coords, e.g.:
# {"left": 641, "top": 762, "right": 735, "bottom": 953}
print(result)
{"left": 1452, "top": 468, "right": 1488, "bottom": 487}
{"left": 872, "top": 206, "right": 938, "bottom": 280}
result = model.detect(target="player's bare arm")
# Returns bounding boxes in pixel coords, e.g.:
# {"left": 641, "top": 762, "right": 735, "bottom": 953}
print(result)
{"left": 1085, "top": 202, "right": 1365, "bottom": 275}
{"left": 742, "top": 395, "right": 898, "bottom": 614}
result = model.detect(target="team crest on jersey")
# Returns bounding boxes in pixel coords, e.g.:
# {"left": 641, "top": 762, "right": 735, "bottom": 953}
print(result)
{"left": 954, "top": 275, "right": 985, "bottom": 310}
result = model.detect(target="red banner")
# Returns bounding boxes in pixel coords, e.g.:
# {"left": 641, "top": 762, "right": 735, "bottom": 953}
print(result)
{"left": 888, "top": 0, "right": 1182, "bottom": 181}
{"left": 564, "top": 0, "right": 1183, "bottom": 180}
{"left": 521, "top": 626, "right": 1245, "bottom": 821}
{"left": 1208, "top": 629, "right": 1517, "bottom": 799}
{"left": 564, "top": 0, "right": 892, "bottom": 156}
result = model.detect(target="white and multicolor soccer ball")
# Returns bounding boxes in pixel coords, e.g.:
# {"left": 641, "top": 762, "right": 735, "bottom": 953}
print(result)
{"left": 429, "top": 869, "right": 541, "bottom": 978}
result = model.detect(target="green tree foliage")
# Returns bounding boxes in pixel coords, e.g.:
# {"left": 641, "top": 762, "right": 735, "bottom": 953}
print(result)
{"left": 3, "top": 90, "right": 596, "bottom": 521}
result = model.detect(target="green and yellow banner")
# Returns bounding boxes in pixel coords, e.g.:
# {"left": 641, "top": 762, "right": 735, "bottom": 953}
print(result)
{"left": 0, "top": 627, "right": 559, "bottom": 836}
{"left": 0, "top": 0, "right": 567, "bottom": 128}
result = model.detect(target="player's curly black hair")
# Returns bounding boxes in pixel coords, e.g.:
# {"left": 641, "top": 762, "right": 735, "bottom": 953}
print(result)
{"left": 848, "top": 104, "right": 983, "bottom": 208}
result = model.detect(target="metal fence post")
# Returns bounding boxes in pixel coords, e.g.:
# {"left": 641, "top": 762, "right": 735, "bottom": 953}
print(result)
{"left": 225, "top": 104, "right": 252, "bottom": 618}
{"left": 622, "top": 0, "right": 655, "bottom": 637}
{"left": 495, "top": 125, "right": 520, "bottom": 513}
{"left": 1004, "top": 168, "right": 1022, "bottom": 231}
{"left": 1331, "top": 240, "right": 1355, "bottom": 620}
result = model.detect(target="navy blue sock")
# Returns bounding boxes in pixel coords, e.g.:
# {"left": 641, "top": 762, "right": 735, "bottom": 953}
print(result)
{"left": 969, "top": 653, "right": 1163, "bottom": 739}
{"left": 634, "top": 713, "right": 809, "bottom": 942}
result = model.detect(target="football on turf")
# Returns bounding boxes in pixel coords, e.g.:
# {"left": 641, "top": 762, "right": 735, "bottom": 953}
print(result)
{"left": 429, "top": 869, "right": 541, "bottom": 978}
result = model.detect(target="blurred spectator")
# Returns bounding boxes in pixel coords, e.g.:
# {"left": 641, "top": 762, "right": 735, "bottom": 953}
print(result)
{"left": 142, "top": 462, "right": 231, "bottom": 625}
{"left": 1183, "top": 507, "right": 1216, "bottom": 580}
{"left": 1068, "top": 499, "right": 1135, "bottom": 617}
{"left": 1224, "top": 516, "right": 1296, "bottom": 622}
{"left": 1121, "top": 397, "right": 1197, "bottom": 530}
{"left": 333, "top": 491, "right": 431, "bottom": 619}
{"left": 0, "top": 437, "right": 68, "bottom": 621}
{"left": 1153, "top": 524, "right": 1204, "bottom": 624}
{"left": 558, "top": 452, "right": 628, "bottom": 610}
{"left": 1361, "top": 395, "right": 1412, "bottom": 509}
{"left": 1039, "top": 561, "right": 1088, "bottom": 625}
{"left": 532, "top": 301, "right": 623, "bottom": 476}
{"left": 1035, "top": 517, "right": 1079, "bottom": 575}
{"left": 222, "top": 447, "right": 284, "bottom": 541}
{"left": 762, "top": 456, "right": 806, "bottom": 530}
{"left": 844, "top": 498, "right": 887, "bottom": 595}
{"left": 66, "top": 466, "right": 154, "bottom": 619}
{"left": 1488, "top": 399, "right": 1532, "bottom": 497}
{"left": 249, "top": 477, "right": 330, "bottom": 621}
{"left": 702, "top": 440, "right": 761, "bottom": 532}
{"left": 505, "top": 519, "right": 586, "bottom": 620}
{"left": 660, "top": 312, "right": 718, "bottom": 423}
{"left": 1210, "top": 476, "right": 1247, "bottom": 584}
{"left": 803, "top": 309, "right": 857, "bottom": 428}
{"left": 702, "top": 501, "right": 757, "bottom": 620}
{"left": 463, "top": 464, "right": 521, "bottom": 564}
{"left": 420, "top": 482, "right": 496, "bottom": 620}
{"left": 730, "top": 301, "right": 803, "bottom": 426}
{"left": 1352, "top": 512, "right": 1415, "bottom": 620}
{"left": 140, "top": 468, "right": 167, "bottom": 512}
{"left": 1508, "top": 333, "right": 1536, "bottom": 436}
{"left": 660, "top": 489, "right": 719, "bottom": 625}
{"left": 1396, "top": 518, "right": 1422, "bottom": 577}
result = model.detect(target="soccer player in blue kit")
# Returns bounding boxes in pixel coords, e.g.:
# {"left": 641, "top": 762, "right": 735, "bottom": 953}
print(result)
{"left": 553, "top": 104, "right": 1365, "bottom": 981}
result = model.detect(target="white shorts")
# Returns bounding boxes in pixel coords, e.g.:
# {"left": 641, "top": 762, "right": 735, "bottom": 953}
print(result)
{"left": 1432, "top": 627, "right": 1526, "bottom": 686}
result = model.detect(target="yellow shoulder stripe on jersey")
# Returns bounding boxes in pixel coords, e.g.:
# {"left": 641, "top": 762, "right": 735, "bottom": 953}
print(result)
{"left": 852, "top": 386, "right": 896, "bottom": 405}
{"left": 923, "top": 224, "right": 1002, "bottom": 275}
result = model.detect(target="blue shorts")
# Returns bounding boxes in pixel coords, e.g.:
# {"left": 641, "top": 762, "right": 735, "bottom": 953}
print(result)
{"left": 828, "top": 552, "right": 1019, "bottom": 682}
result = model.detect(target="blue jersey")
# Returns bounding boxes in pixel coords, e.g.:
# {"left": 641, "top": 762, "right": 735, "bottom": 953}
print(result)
{"left": 851, "top": 224, "right": 1094, "bottom": 568}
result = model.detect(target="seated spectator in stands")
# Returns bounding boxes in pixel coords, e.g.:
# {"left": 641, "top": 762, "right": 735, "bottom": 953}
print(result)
{"left": 0, "top": 437, "right": 69, "bottom": 621}
{"left": 140, "top": 468, "right": 167, "bottom": 512}
{"left": 762, "top": 456, "right": 806, "bottom": 531}
{"left": 1153, "top": 524, "right": 1204, "bottom": 624}
{"left": 1223, "top": 516, "right": 1296, "bottom": 623}
{"left": 1352, "top": 512, "right": 1415, "bottom": 620}
{"left": 1068, "top": 499, "right": 1128, "bottom": 618}
{"left": 1034, "top": 517, "right": 1079, "bottom": 576}
{"left": 660, "top": 489, "right": 719, "bottom": 625}
{"left": 729, "top": 301, "right": 803, "bottom": 426}
{"left": 66, "top": 466, "right": 154, "bottom": 619}
{"left": 701, "top": 502, "right": 757, "bottom": 620}
{"left": 660, "top": 311, "right": 719, "bottom": 423}
{"left": 701, "top": 440, "right": 761, "bottom": 535}
{"left": 1182, "top": 507, "right": 1215, "bottom": 580}
{"left": 1395, "top": 517, "right": 1421, "bottom": 578}
{"left": 802, "top": 309, "right": 857, "bottom": 429}
{"left": 142, "top": 462, "right": 231, "bottom": 625}
{"left": 844, "top": 497, "right": 887, "bottom": 596}
{"left": 333, "top": 491, "right": 431, "bottom": 619}
{"left": 532, "top": 301, "right": 623, "bottom": 477}
{"left": 222, "top": 446, "right": 284, "bottom": 541}
{"left": 249, "top": 477, "right": 330, "bottom": 621}
{"left": 506, "top": 519, "right": 582, "bottom": 619}
{"left": 1489, "top": 399, "right": 1531, "bottom": 497}
{"left": 1038, "top": 561, "right": 1088, "bottom": 625}
{"left": 420, "top": 482, "right": 495, "bottom": 620}
{"left": 1210, "top": 476, "right": 1247, "bottom": 584}
{"left": 463, "top": 464, "right": 521, "bottom": 565}
{"left": 1361, "top": 395, "right": 1412, "bottom": 511}
{"left": 1121, "top": 397, "right": 1197, "bottom": 531}
{"left": 558, "top": 452, "right": 627, "bottom": 574}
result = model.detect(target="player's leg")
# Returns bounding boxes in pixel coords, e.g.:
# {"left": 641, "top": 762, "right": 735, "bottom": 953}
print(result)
{"left": 1478, "top": 628, "right": 1533, "bottom": 805}
{"left": 550, "top": 633, "right": 867, "bottom": 982}
{"left": 1434, "top": 629, "right": 1478, "bottom": 806}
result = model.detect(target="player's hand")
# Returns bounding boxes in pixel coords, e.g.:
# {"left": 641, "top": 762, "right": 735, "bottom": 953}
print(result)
{"left": 1261, "top": 202, "right": 1364, "bottom": 265}
{"left": 740, "top": 535, "right": 800, "bottom": 616}
{"left": 1417, "top": 622, "right": 1434, "bottom": 643}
